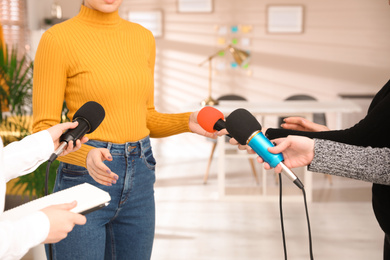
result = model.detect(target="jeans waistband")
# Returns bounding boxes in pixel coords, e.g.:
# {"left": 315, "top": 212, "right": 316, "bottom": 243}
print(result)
{"left": 86, "top": 136, "right": 151, "bottom": 157}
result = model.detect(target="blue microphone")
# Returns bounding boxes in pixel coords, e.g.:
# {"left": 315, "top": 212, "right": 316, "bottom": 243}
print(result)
{"left": 225, "top": 108, "right": 304, "bottom": 189}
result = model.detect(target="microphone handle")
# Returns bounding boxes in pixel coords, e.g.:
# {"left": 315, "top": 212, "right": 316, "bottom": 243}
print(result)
{"left": 60, "top": 118, "right": 90, "bottom": 143}
{"left": 49, "top": 118, "right": 90, "bottom": 162}
{"left": 49, "top": 141, "right": 67, "bottom": 162}
{"left": 248, "top": 131, "right": 303, "bottom": 189}
{"left": 214, "top": 119, "right": 232, "bottom": 138}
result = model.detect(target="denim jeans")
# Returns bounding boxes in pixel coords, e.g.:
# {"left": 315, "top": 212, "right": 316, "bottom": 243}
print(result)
{"left": 46, "top": 136, "right": 156, "bottom": 260}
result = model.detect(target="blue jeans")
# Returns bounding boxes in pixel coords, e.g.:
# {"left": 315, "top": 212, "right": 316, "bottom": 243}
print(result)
{"left": 46, "top": 137, "right": 156, "bottom": 260}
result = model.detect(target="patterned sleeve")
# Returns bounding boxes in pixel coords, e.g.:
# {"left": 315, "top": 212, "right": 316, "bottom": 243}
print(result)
{"left": 309, "top": 139, "right": 390, "bottom": 185}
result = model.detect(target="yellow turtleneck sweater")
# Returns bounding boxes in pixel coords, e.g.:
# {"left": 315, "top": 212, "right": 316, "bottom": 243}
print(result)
{"left": 33, "top": 5, "right": 191, "bottom": 168}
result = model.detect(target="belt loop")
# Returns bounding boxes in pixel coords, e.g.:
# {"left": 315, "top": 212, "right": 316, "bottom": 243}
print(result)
{"left": 139, "top": 136, "right": 150, "bottom": 153}
{"left": 107, "top": 142, "right": 113, "bottom": 151}
{"left": 139, "top": 137, "right": 146, "bottom": 152}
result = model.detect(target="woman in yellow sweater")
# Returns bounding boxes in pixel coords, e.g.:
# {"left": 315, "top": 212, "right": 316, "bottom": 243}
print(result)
{"left": 32, "top": 0, "right": 214, "bottom": 259}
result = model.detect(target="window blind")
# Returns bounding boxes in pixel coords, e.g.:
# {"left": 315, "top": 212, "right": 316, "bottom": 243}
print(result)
{"left": 0, "top": 0, "right": 29, "bottom": 54}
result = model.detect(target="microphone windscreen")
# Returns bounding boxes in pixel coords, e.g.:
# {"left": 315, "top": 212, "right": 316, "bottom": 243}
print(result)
{"left": 73, "top": 101, "right": 105, "bottom": 133}
{"left": 197, "top": 106, "right": 225, "bottom": 133}
{"left": 225, "top": 108, "right": 261, "bottom": 145}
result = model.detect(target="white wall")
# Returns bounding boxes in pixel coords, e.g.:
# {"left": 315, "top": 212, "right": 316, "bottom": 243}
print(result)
{"left": 27, "top": 0, "right": 390, "bottom": 102}
{"left": 27, "top": 0, "right": 82, "bottom": 30}
{"left": 120, "top": 0, "right": 390, "bottom": 156}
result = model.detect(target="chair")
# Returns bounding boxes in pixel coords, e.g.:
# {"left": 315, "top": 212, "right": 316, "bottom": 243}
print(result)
{"left": 278, "top": 94, "right": 331, "bottom": 184}
{"left": 203, "top": 94, "right": 259, "bottom": 185}
{"left": 278, "top": 94, "right": 326, "bottom": 126}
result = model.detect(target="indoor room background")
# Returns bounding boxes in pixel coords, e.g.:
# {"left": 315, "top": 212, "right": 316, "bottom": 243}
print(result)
{"left": 24, "top": 0, "right": 390, "bottom": 160}
{"left": 1, "top": 0, "right": 390, "bottom": 259}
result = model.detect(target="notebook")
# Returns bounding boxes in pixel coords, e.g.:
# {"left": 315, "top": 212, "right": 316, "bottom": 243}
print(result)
{"left": 0, "top": 183, "right": 111, "bottom": 221}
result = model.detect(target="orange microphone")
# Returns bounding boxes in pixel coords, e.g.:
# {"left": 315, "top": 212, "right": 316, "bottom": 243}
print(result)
{"left": 197, "top": 106, "right": 231, "bottom": 137}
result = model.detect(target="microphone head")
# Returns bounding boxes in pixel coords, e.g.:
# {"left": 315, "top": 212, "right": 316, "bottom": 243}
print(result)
{"left": 73, "top": 101, "right": 105, "bottom": 133}
{"left": 197, "top": 106, "right": 225, "bottom": 132}
{"left": 225, "top": 108, "right": 261, "bottom": 145}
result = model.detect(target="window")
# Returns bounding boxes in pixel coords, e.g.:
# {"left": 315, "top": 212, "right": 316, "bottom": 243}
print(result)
{"left": 177, "top": 0, "right": 213, "bottom": 13}
{"left": 128, "top": 10, "right": 163, "bottom": 38}
{"left": 0, "top": 0, "right": 29, "bottom": 54}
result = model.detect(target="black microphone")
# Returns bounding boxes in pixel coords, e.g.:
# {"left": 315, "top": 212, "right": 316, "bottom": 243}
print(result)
{"left": 48, "top": 101, "right": 105, "bottom": 162}
{"left": 225, "top": 108, "right": 304, "bottom": 189}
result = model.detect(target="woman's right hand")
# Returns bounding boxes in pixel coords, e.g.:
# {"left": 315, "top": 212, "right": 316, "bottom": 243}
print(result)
{"left": 281, "top": 117, "right": 329, "bottom": 132}
{"left": 86, "top": 148, "right": 118, "bottom": 186}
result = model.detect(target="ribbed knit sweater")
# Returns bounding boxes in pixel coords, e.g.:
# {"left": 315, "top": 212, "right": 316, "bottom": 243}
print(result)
{"left": 32, "top": 6, "right": 191, "bottom": 168}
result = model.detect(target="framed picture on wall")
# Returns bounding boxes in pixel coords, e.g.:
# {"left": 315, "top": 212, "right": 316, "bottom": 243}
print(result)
{"left": 128, "top": 10, "right": 164, "bottom": 38}
{"left": 267, "top": 5, "right": 304, "bottom": 34}
{"left": 177, "top": 0, "right": 213, "bottom": 13}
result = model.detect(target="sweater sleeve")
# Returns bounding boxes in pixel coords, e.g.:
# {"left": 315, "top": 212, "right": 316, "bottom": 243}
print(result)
{"left": 147, "top": 110, "right": 192, "bottom": 138}
{"left": 144, "top": 32, "right": 192, "bottom": 137}
{"left": 309, "top": 139, "right": 390, "bottom": 185}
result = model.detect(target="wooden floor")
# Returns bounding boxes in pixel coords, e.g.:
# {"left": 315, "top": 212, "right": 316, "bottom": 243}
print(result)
{"left": 22, "top": 137, "right": 384, "bottom": 260}
{"left": 151, "top": 156, "right": 382, "bottom": 260}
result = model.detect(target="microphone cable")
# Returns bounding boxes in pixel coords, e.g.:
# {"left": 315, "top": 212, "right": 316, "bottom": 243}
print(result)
{"left": 278, "top": 173, "right": 314, "bottom": 260}
{"left": 45, "top": 159, "right": 54, "bottom": 260}
{"left": 302, "top": 186, "right": 314, "bottom": 260}
{"left": 279, "top": 173, "right": 287, "bottom": 260}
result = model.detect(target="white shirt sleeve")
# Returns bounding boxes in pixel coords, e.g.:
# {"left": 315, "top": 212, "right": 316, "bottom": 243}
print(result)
{"left": 2, "top": 130, "right": 54, "bottom": 182}
{"left": 0, "top": 130, "right": 54, "bottom": 260}
{"left": 0, "top": 211, "right": 50, "bottom": 260}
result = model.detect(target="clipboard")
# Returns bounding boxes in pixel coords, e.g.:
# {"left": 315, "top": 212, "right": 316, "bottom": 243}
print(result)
{"left": 0, "top": 183, "right": 111, "bottom": 220}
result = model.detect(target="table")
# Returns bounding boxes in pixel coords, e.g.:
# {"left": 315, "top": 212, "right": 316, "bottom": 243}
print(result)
{"left": 212, "top": 99, "right": 362, "bottom": 202}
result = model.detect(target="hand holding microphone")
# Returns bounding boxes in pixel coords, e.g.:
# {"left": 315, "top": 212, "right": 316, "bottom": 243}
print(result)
{"left": 258, "top": 136, "right": 315, "bottom": 172}
{"left": 48, "top": 101, "right": 105, "bottom": 162}
{"left": 47, "top": 122, "right": 89, "bottom": 157}
{"left": 196, "top": 106, "right": 230, "bottom": 138}
{"left": 225, "top": 108, "right": 304, "bottom": 189}
{"left": 46, "top": 101, "right": 118, "bottom": 187}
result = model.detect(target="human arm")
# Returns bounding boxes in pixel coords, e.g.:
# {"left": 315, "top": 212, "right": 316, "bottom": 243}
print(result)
{"left": 47, "top": 122, "right": 118, "bottom": 186}
{"left": 144, "top": 33, "right": 215, "bottom": 139}
{"left": 310, "top": 139, "right": 390, "bottom": 185}
{"left": 266, "top": 81, "right": 390, "bottom": 148}
{"left": 40, "top": 201, "right": 86, "bottom": 244}
{"left": 0, "top": 201, "right": 86, "bottom": 259}
{"left": 48, "top": 122, "right": 116, "bottom": 186}
{"left": 280, "top": 116, "right": 330, "bottom": 132}
{"left": 1, "top": 122, "right": 87, "bottom": 182}
{"left": 0, "top": 211, "right": 50, "bottom": 259}
{"left": 32, "top": 30, "right": 117, "bottom": 186}
{"left": 32, "top": 30, "right": 96, "bottom": 168}
{"left": 258, "top": 136, "right": 390, "bottom": 185}
{"left": 260, "top": 136, "right": 315, "bottom": 172}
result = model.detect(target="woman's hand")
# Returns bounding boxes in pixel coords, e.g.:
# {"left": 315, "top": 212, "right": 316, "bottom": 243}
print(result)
{"left": 86, "top": 148, "right": 118, "bottom": 186}
{"left": 281, "top": 117, "right": 329, "bottom": 132}
{"left": 189, "top": 111, "right": 226, "bottom": 139}
{"left": 41, "top": 201, "right": 87, "bottom": 244}
{"left": 47, "top": 122, "right": 89, "bottom": 157}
